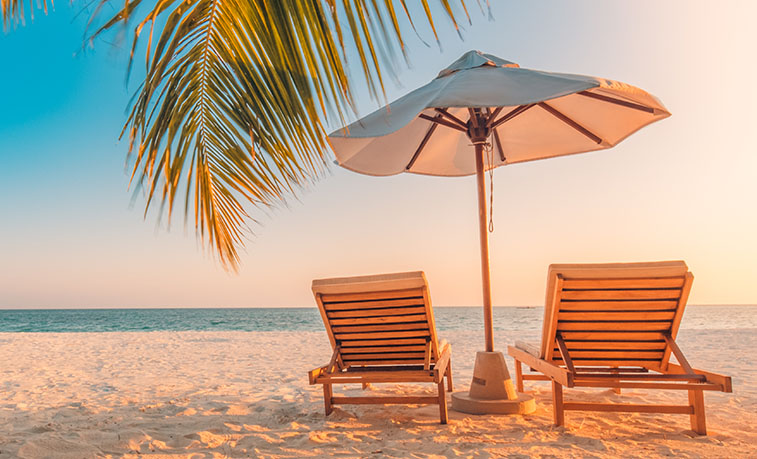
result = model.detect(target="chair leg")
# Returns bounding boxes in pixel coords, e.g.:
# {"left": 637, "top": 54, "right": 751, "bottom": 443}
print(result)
{"left": 438, "top": 381, "right": 448, "bottom": 424}
{"left": 515, "top": 360, "right": 524, "bottom": 393}
{"left": 446, "top": 360, "right": 454, "bottom": 392}
{"left": 688, "top": 389, "right": 706, "bottom": 435}
{"left": 323, "top": 384, "right": 333, "bottom": 416}
{"left": 552, "top": 380, "right": 564, "bottom": 427}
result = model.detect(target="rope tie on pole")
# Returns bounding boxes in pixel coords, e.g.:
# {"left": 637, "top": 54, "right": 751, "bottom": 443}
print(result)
{"left": 484, "top": 142, "right": 495, "bottom": 233}
{"left": 470, "top": 139, "right": 496, "bottom": 233}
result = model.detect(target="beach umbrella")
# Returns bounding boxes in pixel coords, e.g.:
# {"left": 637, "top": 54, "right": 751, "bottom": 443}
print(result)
{"left": 327, "top": 50, "right": 670, "bottom": 413}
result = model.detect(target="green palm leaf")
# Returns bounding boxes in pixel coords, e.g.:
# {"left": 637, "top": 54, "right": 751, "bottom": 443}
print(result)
{"left": 98, "top": 0, "right": 472, "bottom": 270}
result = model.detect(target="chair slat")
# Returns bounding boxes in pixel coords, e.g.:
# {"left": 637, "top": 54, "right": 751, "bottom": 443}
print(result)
{"left": 341, "top": 338, "right": 428, "bottom": 347}
{"left": 343, "top": 365, "right": 427, "bottom": 373}
{"left": 556, "top": 359, "right": 663, "bottom": 366}
{"left": 558, "top": 311, "right": 675, "bottom": 321}
{"left": 560, "top": 331, "right": 665, "bottom": 341}
{"left": 561, "top": 289, "right": 682, "bottom": 300}
{"left": 329, "top": 314, "right": 427, "bottom": 326}
{"left": 323, "top": 297, "right": 425, "bottom": 311}
{"left": 332, "top": 323, "right": 430, "bottom": 334}
{"left": 341, "top": 345, "right": 427, "bottom": 353}
{"left": 562, "top": 341, "right": 666, "bottom": 350}
{"left": 559, "top": 300, "right": 678, "bottom": 311}
{"left": 327, "top": 306, "right": 427, "bottom": 319}
{"left": 334, "top": 330, "right": 431, "bottom": 341}
{"left": 345, "top": 359, "right": 431, "bottom": 366}
{"left": 552, "top": 350, "right": 664, "bottom": 359}
{"left": 321, "top": 288, "right": 424, "bottom": 303}
{"left": 557, "top": 322, "right": 672, "bottom": 332}
{"left": 342, "top": 352, "right": 426, "bottom": 360}
{"left": 562, "top": 278, "right": 684, "bottom": 289}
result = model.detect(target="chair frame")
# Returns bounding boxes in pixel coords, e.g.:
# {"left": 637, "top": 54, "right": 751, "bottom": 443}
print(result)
{"left": 507, "top": 262, "right": 732, "bottom": 435}
{"left": 308, "top": 272, "right": 453, "bottom": 424}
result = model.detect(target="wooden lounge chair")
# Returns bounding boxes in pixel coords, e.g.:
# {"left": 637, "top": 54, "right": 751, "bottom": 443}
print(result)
{"left": 308, "top": 271, "right": 453, "bottom": 424}
{"left": 507, "top": 261, "right": 732, "bottom": 435}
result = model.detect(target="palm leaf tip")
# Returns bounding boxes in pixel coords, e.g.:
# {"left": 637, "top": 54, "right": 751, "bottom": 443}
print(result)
{"left": 1, "top": 0, "right": 52, "bottom": 29}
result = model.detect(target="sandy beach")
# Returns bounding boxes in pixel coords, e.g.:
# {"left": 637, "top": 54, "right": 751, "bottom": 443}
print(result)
{"left": 0, "top": 328, "right": 754, "bottom": 458}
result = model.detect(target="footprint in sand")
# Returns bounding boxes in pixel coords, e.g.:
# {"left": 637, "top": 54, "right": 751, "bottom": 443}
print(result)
{"left": 25, "top": 424, "right": 55, "bottom": 434}
{"left": 224, "top": 422, "right": 243, "bottom": 432}
{"left": 17, "top": 436, "right": 100, "bottom": 458}
{"left": 308, "top": 431, "right": 339, "bottom": 444}
{"left": 243, "top": 424, "right": 270, "bottom": 432}
{"left": 184, "top": 430, "right": 239, "bottom": 449}
{"left": 224, "top": 405, "right": 249, "bottom": 415}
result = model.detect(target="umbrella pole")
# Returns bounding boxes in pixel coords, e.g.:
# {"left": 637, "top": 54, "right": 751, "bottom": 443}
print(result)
{"left": 474, "top": 142, "right": 494, "bottom": 353}
{"left": 452, "top": 141, "right": 535, "bottom": 415}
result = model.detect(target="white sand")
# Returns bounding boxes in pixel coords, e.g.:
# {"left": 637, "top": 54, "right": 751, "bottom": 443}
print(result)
{"left": 0, "top": 328, "right": 755, "bottom": 458}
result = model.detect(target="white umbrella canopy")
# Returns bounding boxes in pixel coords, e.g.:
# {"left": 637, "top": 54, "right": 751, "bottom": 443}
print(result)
{"left": 330, "top": 50, "right": 670, "bottom": 177}
{"left": 327, "top": 50, "right": 670, "bottom": 357}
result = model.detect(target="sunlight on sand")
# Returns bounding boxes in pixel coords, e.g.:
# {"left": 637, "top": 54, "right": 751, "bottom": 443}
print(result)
{"left": 0, "top": 330, "right": 754, "bottom": 458}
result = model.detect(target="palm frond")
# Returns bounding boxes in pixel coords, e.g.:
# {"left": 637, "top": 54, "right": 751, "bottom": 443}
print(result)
{"left": 1, "top": 0, "right": 52, "bottom": 29}
{"left": 84, "top": 0, "right": 471, "bottom": 270}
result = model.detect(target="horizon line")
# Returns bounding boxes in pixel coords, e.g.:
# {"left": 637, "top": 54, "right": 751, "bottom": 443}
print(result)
{"left": 1, "top": 304, "right": 756, "bottom": 311}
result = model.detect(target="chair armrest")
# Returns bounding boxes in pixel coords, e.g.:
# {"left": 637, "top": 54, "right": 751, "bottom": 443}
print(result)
{"left": 308, "top": 346, "right": 342, "bottom": 385}
{"left": 308, "top": 365, "right": 329, "bottom": 385}
{"left": 308, "top": 361, "right": 342, "bottom": 385}
{"left": 664, "top": 363, "right": 733, "bottom": 392}
{"left": 508, "top": 345, "right": 574, "bottom": 387}
{"left": 434, "top": 340, "right": 452, "bottom": 383}
{"left": 513, "top": 340, "right": 540, "bottom": 357}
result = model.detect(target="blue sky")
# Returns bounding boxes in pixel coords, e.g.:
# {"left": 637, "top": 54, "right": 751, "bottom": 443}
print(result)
{"left": 1, "top": 1, "right": 756, "bottom": 308}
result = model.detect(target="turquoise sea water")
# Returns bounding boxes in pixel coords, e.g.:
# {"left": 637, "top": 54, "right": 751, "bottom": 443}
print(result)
{"left": 0, "top": 305, "right": 755, "bottom": 333}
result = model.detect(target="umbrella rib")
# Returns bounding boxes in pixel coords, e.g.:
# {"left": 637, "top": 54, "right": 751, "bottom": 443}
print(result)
{"left": 492, "top": 128, "right": 506, "bottom": 162}
{"left": 578, "top": 91, "right": 656, "bottom": 114}
{"left": 485, "top": 107, "right": 504, "bottom": 126}
{"left": 418, "top": 113, "right": 467, "bottom": 132}
{"left": 468, "top": 108, "right": 482, "bottom": 129}
{"left": 489, "top": 104, "right": 534, "bottom": 130}
{"left": 538, "top": 102, "right": 604, "bottom": 145}
{"left": 434, "top": 108, "right": 468, "bottom": 130}
{"left": 406, "top": 115, "right": 441, "bottom": 170}
{"left": 483, "top": 107, "right": 506, "bottom": 163}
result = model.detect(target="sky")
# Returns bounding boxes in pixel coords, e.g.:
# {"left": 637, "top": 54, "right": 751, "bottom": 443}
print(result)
{"left": 1, "top": 1, "right": 756, "bottom": 308}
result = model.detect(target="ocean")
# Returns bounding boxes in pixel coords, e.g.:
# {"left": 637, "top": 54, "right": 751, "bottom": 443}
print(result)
{"left": 0, "top": 305, "right": 755, "bottom": 333}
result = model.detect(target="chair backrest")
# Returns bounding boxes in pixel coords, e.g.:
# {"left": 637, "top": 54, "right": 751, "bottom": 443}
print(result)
{"left": 540, "top": 261, "right": 693, "bottom": 370}
{"left": 312, "top": 271, "right": 440, "bottom": 368}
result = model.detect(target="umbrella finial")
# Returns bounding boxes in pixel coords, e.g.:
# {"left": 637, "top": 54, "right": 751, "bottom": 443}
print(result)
{"left": 436, "top": 50, "right": 519, "bottom": 78}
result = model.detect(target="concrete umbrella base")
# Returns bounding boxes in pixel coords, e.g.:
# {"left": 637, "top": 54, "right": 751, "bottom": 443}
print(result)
{"left": 451, "top": 351, "right": 536, "bottom": 415}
